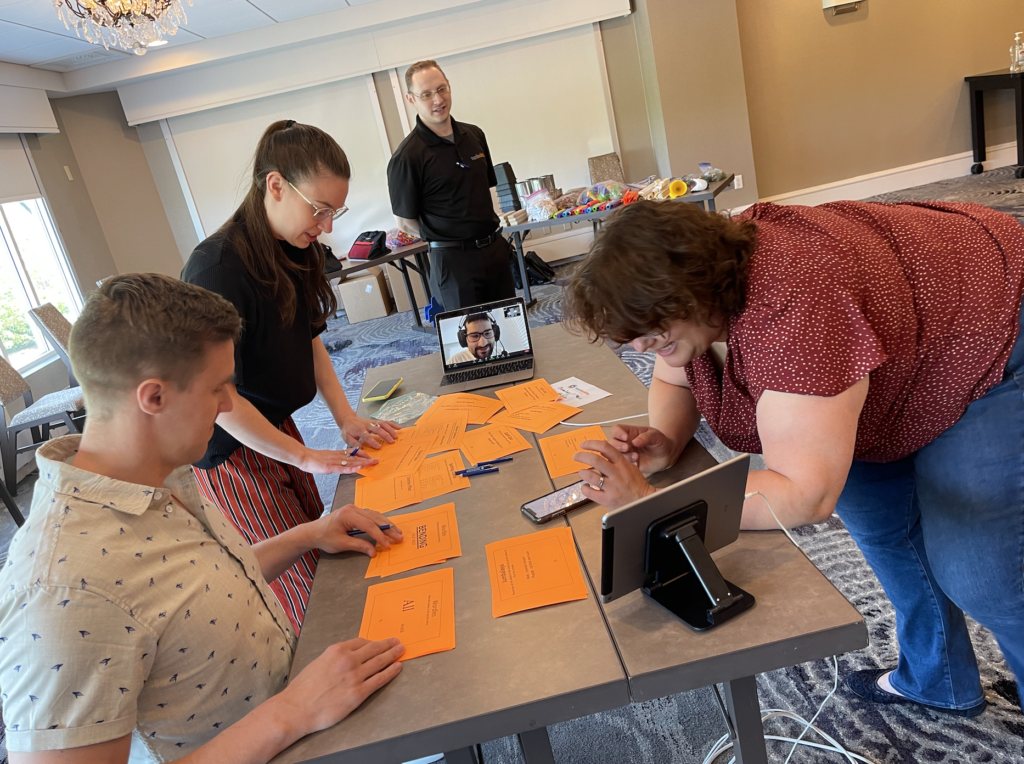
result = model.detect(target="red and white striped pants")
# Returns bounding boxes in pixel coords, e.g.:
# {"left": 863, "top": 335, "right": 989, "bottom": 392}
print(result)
{"left": 193, "top": 417, "right": 322, "bottom": 633}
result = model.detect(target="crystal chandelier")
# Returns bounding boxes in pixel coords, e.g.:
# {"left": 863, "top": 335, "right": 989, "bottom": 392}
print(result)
{"left": 53, "top": 0, "right": 192, "bottom": 56}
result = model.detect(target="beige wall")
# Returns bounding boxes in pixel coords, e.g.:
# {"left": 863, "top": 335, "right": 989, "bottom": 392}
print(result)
{"left": 634, "top": 0, "right": 760, "bottom": 208}
{"left": 53, "top": 92, "right": 184, "bottom": 277}
{"left": 136, "top": 120, "right": 201, "bottom": 261}
{"left": 600, "top": 14, "right": 659, "bottom": 183}
{"left": 22, "top": 104, "right": 116, "bottom": 295}
{"left": 736, "top": 0, "right": 1021, "bottom": 198}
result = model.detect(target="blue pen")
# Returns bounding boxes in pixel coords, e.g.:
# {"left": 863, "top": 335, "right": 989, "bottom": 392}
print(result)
{"left": 476, "top": 456, "right": 513, "bottom": 468}
{"left": 347, "top": 524, "right": 392, "bottom": 537}
{"left": 349, "top": 445, "right": 360, "bottom": 457}
{"left": 455, "top": 465, "right": 499, "bottom": 477}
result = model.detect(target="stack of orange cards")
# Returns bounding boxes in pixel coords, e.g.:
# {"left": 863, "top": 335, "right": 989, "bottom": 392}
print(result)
{"left": 419, "top": 452, "right": 471, "bottom": 501}
{"left": 494, "top": 378, "right": 561, "bottom": 413}
{"left": 357, "top": 437, "right": 432, "bottom": 480}
{"left": 538, "top": 425, "right": 608, "bottom": 479}
{"left": 418, "top": 393, "right": 505, "bottom": 426}
{"left": 460, "top": 423, "right": 533, "bottom": 465}
{"left": 489, "top": 401, "right": 583, "bottom": 434}
{"left": 485, "top": 527, "right": 589, "bottom": 617}
{"left": 399, "top": 413, "right": 469, "bottom": 455}
{"left": 355, "top": 472, "right": 422, "bottom": 514}
{"left": 359, "top": 568, "right": 455, "bottom": 661}
{"left": 365, "top": 503, "right": 462, "bottom": 578}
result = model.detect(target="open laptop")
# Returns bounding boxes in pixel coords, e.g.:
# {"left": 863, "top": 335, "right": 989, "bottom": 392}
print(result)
{"left": 436, "top": 297, "right": 536, "bottom": 392}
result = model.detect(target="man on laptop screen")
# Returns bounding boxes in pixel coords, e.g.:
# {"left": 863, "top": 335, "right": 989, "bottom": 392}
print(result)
{"left": 447, "top": 312, "right": 502, "bottom": 364}
{"left": 437, "top": 298, "right": 535, "bottom": 391}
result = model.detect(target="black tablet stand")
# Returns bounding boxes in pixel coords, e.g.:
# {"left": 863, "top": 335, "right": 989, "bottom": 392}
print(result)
{"left": 641, "top": 501, "right": 755, "bottom": 631}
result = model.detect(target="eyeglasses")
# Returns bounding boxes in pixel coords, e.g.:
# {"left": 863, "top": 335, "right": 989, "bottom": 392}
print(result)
{"left": 288, "top": 181, "right": 349, "bottom": 221}
{"left": 411, "top": 83, "right": 451, "bottom": 101}
{"left": 466, "top": 330, "right": 495, "bottom": 342}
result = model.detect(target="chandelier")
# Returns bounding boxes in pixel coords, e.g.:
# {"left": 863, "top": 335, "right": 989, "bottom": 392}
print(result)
{"left": 53, "top": 0, "right": 193, "bottom": 56}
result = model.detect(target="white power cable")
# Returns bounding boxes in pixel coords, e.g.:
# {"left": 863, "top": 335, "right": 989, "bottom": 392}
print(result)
{"left": 560, "top": 413, "right": 648, "bottom": 426}
{"left": 699, "top": 492, "right": 878, "bottom": 764}
{"left": 701, "top": 658, "right": 877, "bottom": 764}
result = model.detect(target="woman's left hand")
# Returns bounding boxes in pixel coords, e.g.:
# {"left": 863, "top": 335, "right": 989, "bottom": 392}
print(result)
{"left": 574, "top": 439, "right": 657, "bottom": 510}
{"left": 316, "top": 504, "right": 404, "bottom": 556}
{"left": 341, "top": 415, "right": 400, "bottom": 449}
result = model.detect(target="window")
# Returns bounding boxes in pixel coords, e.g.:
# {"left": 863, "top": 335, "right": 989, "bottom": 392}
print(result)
{"left": 0, "top": 198, "right": 83, "bottom": 371}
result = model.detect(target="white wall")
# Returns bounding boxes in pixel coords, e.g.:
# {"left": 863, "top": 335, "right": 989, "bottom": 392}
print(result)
{"left": 399, "top": 26, "right": 615, "bottom": 198}
{"left": 166, "top": 76, "right": 393, "bottom": 255}
{"left": 165, "top": 24, "right": 615, "bottom": 258}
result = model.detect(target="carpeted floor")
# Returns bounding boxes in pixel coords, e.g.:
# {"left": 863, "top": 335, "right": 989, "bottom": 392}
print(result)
{"left": 3, "top": 167, "right": 1024, "bottom": 764}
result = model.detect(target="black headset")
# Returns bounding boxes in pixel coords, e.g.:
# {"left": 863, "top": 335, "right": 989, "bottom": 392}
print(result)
{"left": 457, "top": 312, "right": 501, "bottom": 348}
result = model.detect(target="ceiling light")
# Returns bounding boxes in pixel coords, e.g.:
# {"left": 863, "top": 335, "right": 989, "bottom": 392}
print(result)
{"left": 147, "top": 38, "right": 169, "bottom": 47}
{"left": 52, "top": 1, "right": 193, "bottom": 56}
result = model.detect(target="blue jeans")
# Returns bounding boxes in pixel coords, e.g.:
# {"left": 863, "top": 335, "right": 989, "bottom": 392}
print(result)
{"left": 837, "top": 313, "right": 1024, "bottom": 712}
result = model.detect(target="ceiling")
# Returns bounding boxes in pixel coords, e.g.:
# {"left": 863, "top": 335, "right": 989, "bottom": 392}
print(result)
{"left": 0, "top": 0, "right": 381, "bottom": 70}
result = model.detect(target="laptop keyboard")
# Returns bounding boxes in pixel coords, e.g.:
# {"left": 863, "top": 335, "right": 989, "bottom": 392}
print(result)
{"left": 441, "top": 358, "right": 534, "bottom": 386}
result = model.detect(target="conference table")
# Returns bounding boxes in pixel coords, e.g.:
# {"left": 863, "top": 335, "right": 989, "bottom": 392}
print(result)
{"left": 270, "top": 323, "right": 867, "bottom": 764}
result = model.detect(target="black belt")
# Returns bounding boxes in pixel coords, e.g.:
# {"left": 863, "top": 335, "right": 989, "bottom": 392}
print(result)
{"left": 428, "top": 231, "right": 502, "bottom": 251}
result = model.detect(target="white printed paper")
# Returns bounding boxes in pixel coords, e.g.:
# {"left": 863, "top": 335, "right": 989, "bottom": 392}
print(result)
{"left": 550, "top": 377, "right": 611, "bottom": 407}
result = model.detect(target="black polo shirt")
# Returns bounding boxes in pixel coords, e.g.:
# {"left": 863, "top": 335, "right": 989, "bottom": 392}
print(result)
{"left": 181, "top": 224, "right": 326, "bottom": 469}
{"left": 387, "top": 116, "right": 499, "bottom": 242}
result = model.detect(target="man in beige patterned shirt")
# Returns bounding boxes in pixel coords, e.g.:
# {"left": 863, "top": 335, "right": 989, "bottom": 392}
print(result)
{"left": 0, "top": 274, "right": 404, "bottom": 763}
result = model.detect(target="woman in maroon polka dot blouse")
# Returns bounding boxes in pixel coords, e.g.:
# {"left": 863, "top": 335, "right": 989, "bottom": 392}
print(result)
{"left": 566, "top": 199, "right": 1024, "bottom": 718}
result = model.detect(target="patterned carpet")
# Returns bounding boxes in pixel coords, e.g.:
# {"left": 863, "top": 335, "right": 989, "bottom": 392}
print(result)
{"left": 293, "top": 171, "right": 1024, "bottom": 763}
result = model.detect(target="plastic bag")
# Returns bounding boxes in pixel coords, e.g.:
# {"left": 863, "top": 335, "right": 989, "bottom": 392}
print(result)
{"left": 524, "top": 189, "right": 557, "bottom": 222}
{"left": 555, "top": 188, "right": 585, "bottom": 210}
{"left": 372, "top": 391, "right": 438, "bottom": 425}
{"left": 577, "top": 181, "right": 626, "bottom": 205}
{"left": 697, "top": 163, "right": 727, "bottom": 182}
{"left": 385, "top": 228, "right": 421, "bottom": 250}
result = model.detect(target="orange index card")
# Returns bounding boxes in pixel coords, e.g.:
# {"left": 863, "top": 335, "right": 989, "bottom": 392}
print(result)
{"left": 459, "top": 424, "right": 532, "bottom": 465}
{"left": 419, "top": 452, "right": 471, "bottom": 501}
{"left": 365, "top": 503, "right": 462, "bottom": 578}
{"left": 354, "top": 473, "right": 422, "bottom": 514}
{"left": 415, "top": 413, "right": 469, "bottom": 455}
{"left": 538, "top": 425, "right": 608, "bottom": 479}
{"left": 485, "top": 526, "right": 588, "bottom": 617}
{"left": 357, "top": 438, "right": 431, "bottom": 479}
{"left": 494, "top": 378, "right": 560, "bottom": 414}
{"left": 419, "top": 393, "right": 505, "bottom": 426}
{"left": 488, "top": 401, "right": 583, "bottom": 434}
{"left": 359, "top": 568, "right": 455, "bottom": 661}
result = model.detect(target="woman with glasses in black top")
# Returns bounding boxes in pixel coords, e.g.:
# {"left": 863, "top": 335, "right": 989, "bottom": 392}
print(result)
{"left": 182, "top": 120, "right": 399, "bottom": 632}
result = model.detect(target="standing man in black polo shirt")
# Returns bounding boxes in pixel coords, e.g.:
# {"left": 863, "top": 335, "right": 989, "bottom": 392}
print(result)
{"left": 387, "top": 59, "right": 515, "bottom": 311}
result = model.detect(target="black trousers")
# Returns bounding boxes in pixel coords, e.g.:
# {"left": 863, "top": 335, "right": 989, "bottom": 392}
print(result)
{"left": 427, "top": 237, "right": 516, "bottom": 311}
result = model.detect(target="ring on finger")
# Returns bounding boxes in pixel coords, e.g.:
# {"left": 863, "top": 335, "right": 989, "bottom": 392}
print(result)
{"left": 341, "top": 460, "right": 348, "bottom": 467}
{"left": 596, "top": 475, "right": 605, "bottom": 490}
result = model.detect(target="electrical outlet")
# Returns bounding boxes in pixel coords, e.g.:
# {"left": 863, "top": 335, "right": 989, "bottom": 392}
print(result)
{"left": 734, "top": 174, "right": 744, "bottom": 190}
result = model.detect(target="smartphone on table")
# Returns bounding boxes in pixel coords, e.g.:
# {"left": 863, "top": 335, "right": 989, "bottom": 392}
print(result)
{"left": 521, "top": 481, "right": 590, "bottom": 524}
{"left": 362, "top": 377, "right": 403, "bottom": 402}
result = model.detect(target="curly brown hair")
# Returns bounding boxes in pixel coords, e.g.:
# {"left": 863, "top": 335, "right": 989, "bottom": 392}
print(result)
{"left": 564, "top": 201, "right": 757, "bottom": 343}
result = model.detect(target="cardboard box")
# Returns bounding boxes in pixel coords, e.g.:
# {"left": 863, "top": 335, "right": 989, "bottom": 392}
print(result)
{"left": 337, "top": 266, "right": 394, "bottom": 323}
{"left": 383, "top": 257, "right": 429, "bottom": 314}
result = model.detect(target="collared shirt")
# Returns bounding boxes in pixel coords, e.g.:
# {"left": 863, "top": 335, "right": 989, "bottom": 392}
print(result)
{"left": 686, "top": 201, "right": 1024, "bottom": 462}
{"left": 0, "top": 436, "right": 296, "bottom": 761}
{"left": 387, "top": 116, "right": 499, "bottom": 242}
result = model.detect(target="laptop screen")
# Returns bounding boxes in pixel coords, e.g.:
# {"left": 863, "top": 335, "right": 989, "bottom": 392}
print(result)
{"left": 437, "top": 298, "right": 534, "bottom": 372}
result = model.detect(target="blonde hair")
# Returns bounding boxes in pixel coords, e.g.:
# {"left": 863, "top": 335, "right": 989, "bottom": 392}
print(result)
{"left": 69, "top": 274, "right": 242, "bottom": 418}
{"left": 405, "top": 60, "right": 447, "bottom": 92}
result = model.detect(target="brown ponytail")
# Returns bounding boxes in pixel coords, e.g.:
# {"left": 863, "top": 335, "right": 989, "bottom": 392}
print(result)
{"left": 217, "top": 120, "right": 350, "bottom": 326}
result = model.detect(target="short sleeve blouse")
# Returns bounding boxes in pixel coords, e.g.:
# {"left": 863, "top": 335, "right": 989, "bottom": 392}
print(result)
{"left": 685, "top": 201, "right": 1024, "bottom": 462}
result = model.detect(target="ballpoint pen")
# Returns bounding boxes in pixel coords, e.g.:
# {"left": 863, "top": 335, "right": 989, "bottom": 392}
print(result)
{"left": 347, "top": 524, "right": 393, "bottom": 537}
{"left": 454, "top": 465, "right": 500, "bottom": 477}
{"left": 475, "top": 456, "right": 513, "bottom": 468}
